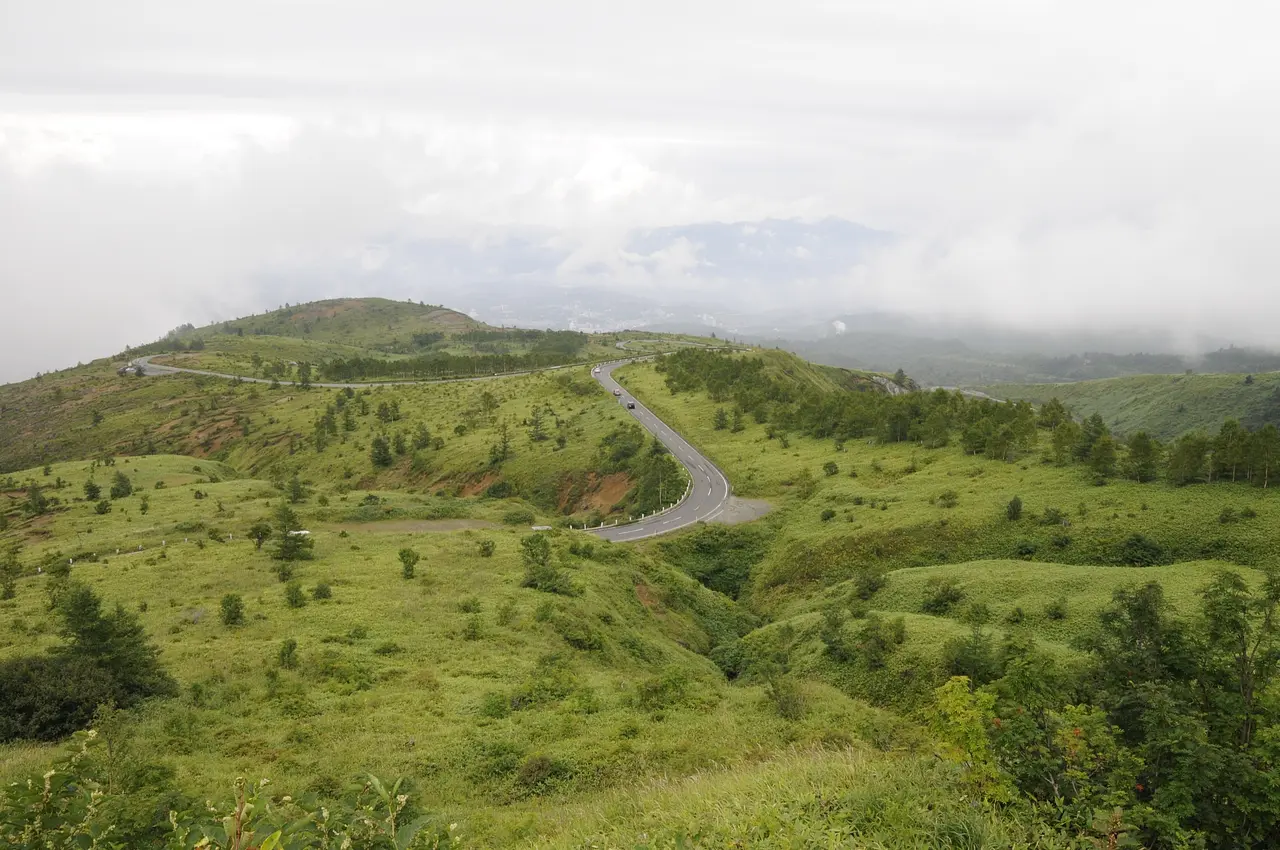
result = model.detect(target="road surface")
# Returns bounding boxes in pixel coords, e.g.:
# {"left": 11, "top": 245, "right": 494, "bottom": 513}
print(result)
{"left": 131, "top": 353, "right": 731, "bottom": 542}
{"left": 586, "top": 361, "right": 731, "bottom": 542}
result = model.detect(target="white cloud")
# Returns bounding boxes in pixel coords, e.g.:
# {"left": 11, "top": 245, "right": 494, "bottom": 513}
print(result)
{"left": 4, "top": 0, "right": 1280, "bottom": 379}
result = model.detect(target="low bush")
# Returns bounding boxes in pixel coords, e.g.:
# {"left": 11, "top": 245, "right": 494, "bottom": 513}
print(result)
{"left": 921, "top": 578, "right": 964, "bottom": 615}
{"left": 220, "top": 594, "right": 245, "bottom": 626}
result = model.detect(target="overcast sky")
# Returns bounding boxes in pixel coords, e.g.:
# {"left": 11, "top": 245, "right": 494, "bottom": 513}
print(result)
{"left": 3, "top": 0, "right": 1279, "bottom": 382}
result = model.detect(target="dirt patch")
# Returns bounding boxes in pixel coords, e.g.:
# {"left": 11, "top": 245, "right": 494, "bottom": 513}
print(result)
{"left": 710, "top": 497, "right": 773, "bottom": 526}
{"left": 333, "top": 519, "right": 499, "bottom": 534}
{"left": 581, "top": 472, "right": 632, "bottom": 513}
{"left": 459, "top": 472, "right": 498, "bottom": 497}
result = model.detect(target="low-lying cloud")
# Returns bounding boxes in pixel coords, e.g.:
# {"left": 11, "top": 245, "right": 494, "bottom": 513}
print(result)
{"left": 3, "top": 0, "right": 1280, "bottom": 382}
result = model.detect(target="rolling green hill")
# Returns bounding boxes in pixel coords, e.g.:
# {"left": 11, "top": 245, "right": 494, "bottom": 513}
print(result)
{"left": 6, "top": 308, "right": 1280, "bottom": 849}
{"left": 986, "top": 371, "right": 1280, "bottom": 439}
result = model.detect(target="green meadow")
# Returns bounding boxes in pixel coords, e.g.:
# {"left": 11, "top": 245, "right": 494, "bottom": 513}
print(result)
{"left": 6, "top": 300, "right": 1280, "bottom": 848}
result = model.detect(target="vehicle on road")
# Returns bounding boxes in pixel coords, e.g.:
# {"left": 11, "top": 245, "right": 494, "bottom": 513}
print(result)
{"left": 592, "top": 367, "right": 600, "bottom": 375}
{"left": 612, "top": 388, "right": 622, "bottom": 396}
{"left": 626, "top": 401, "right": 636, "bottom": 409}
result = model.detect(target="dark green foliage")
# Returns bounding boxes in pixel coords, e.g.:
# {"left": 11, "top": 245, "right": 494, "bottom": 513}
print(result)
{"left": 272, "top": 504, "right": 314, "bottom": 562}
{"left": 94, "top": 499, "right": 112, "bottom": 515}
{"left": 312, "top": 582, "right": 332, "bottom": 600}
{"left": 921, "top": 578, "right": 964, "bottom": 615}
{"left": 248, "top": 520, "right": 272, "bottom": 549}
{"left": 823, "top": 461, "right": 839, "bottom": 476}
{"left": 399, "top": 547, "right": 420, "bottom": 579}
{"left": 519, "top": 534, "right": 575, "bottom": 595}
{"left": 820, "top": 607, "right": 853, "bottom": 662}
{"left": 1125, "top": 431, "right": 1161, "bottom": 482}
{"left": 657, "top": 524, "right": 769, "bottom": 600}
{"left": 1117, "top": 533, "right": 1164, "bottom": 566}
{"left": 1088, "top": 433, "right": 1117, "bottom": 480}
{"left": 369, "top": 434, "right": 393, "bottom": 467}
{"left": 1044, "top": 597, "right": 1067, "bottom": 620}
{"left": 287, "top": 473, "right": 307, "bottom": 504}
{"left": 1167, "top": 431, "right": 1210, "bottom": 485}
{"left": 0, "top": 545, "right": 17, "bottom": 600}
{"left": 278, "top": 638, "right": 298, "bottom": 669}
{"left": 109, "top": 470, "right": 133, "bottom": 499}
{"left": 83, "top": 479, "right": 100, "bottom": 501}
{"left": 220, "top": 594, "right": 245, "bottom": 626}
{"left": 0, "top": 582, "right": 175, "bottom": 742}
{"left": 820, "top": 508, "right": 836, "bottom": 522}
{"left": 1005, "top": 496, "right": 1022, "bottom": 521}
{"left": 856, "top": 614, "right": 907, "bottom": 670}
{"left": 936, "top": 490, "right": 958, "bottom": 508}
{"left": 713, "top": 407, "right": 728, "bottom": 430}
{"left": 478, "top": 539, "right": 496, "bottom": 557}
{"left": 484, "top": 479, "right": 515, "bottom": 498}
{"left": 25, "top": 484, "right": 48, "bottom": 515}
{"left": 852, "top": 568, "right": 886, "bottom": 600}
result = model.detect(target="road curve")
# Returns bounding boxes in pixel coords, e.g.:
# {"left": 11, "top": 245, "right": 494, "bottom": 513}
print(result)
{"left": 586, "top": 361, "right": 731, "bottom": 542}
{"left": 131, "top": 354, "right": 731, "bottom": 542}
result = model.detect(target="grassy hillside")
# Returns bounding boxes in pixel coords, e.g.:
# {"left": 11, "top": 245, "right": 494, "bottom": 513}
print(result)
{"left": 8, "top": 328, "right": 1280, "bottom": 848}
{"left": 213, "top": 298, "right": 483, "bottom": 346}
{"left": 986, "top": 371, "right": 1280, "bottom": 439}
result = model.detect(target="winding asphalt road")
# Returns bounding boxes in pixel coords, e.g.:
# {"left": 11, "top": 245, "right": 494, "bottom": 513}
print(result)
{"left": 587, "top": 361, "right": 732, "bottom": 542}
{"left": 130, "top": 354, "right": 731, "bottom": 542}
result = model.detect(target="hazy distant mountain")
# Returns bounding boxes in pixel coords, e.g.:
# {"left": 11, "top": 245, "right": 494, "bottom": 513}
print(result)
{"left": 625, "top": 217, "right": 893, "bottom": 280}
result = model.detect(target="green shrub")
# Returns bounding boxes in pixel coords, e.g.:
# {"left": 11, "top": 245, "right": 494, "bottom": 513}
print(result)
{"left": 921, "top": 578, "right": 964, "bottom": 615}
{"left": 312, "top": 582, "right": 332, "bottom": 600}
{"left": 478, "top": 539, "right": 496, "bottom": 557}
{"left": 462, "top": 617, "right": 483, "bottom": 641}
{"left": 936, "top": 490, "right": 959, "bottom": 508}
{"left": 1219, "top": 506, "right": 1238, "bottom": 524}
{"left": 1118, "top": 533, "right": 1164, "bottom": 566}
{"left": 458, "top": 596, "right": 482, "bottom": 613}
{"left": 820, "top": 508, "right": 836, "bottom": 522}
{"left": 503, "top": 508, "right": 536, "bottom": 526}
{"left": 220, "top": 594, "right": 245, "bottom": 626}
{"left": 278, "top": 638, "right": 298, "bottom": 669}
{"left": 284, "top": 581, "right": 307, "bottom": 609}
{"left": 399, "top": 548, "right": 420, "bottom": 579}
{"left": 766, "top": 673, "right": 806, "bottom": 721}
{"left": 94, "top": 499, "right": 111, "bottom": 515}
{"left": 1045, "top": 597, "right": 1068, "bottom": 620}
{"left": 636, "top": 670, "right": 692, "bottom": 711}
{"left": 1006, "top": 496, "right": 1023, "bottom": 521}
{"left": 823, "top": 461, "right": 839, "bottom": 476}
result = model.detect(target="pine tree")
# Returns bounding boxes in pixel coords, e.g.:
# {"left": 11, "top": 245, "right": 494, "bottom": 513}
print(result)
{"left": 370, "top": 435, "right": 393, "bottom": 467}
{"left": 713, "top": 408, "right": 729, "bottom": 430}
{"left": 272, "top": 504, "right": 314, "bottom": 561}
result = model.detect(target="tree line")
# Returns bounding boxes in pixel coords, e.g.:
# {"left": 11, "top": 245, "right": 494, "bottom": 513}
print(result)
{"left": 319, "top": 350, "right": 586, "bottom": 382}
{"left": 659, "top": 349, "right": 1280, "bottom": 487}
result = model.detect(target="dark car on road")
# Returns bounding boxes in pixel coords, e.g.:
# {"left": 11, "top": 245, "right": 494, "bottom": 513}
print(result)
{"left": 626, "top": 401, "right": 636, "bottom": 409}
